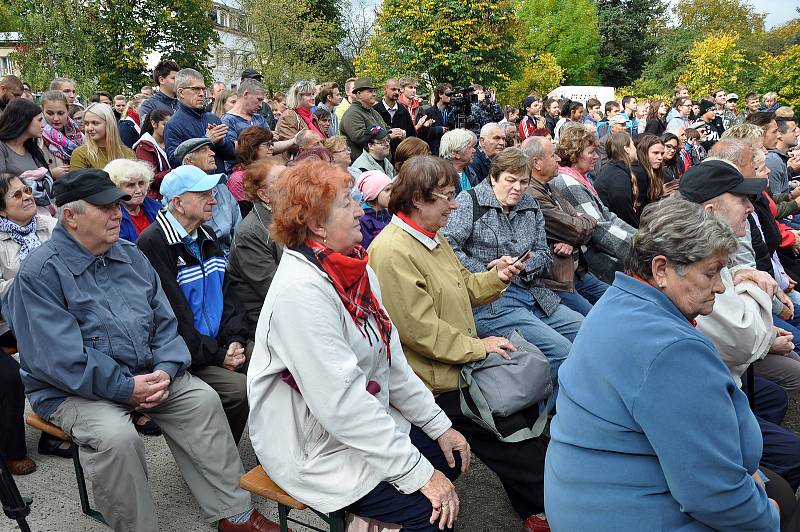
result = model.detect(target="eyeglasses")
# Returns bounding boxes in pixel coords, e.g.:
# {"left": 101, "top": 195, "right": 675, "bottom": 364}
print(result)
{"left": 430, "top": 191, "right": 456, "bottom": 203}
{"left": 7, "top": 186, "right": 32, "bottom": 200}
{"left": 664, "top": 144, "right": 678, "bottom": 151}
{"left": 180, "top": 86, "right": 206, "bottom": 93}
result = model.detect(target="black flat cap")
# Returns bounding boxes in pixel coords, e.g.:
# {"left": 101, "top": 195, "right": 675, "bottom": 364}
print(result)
{"left": 54, "top": 169, "right": 131, "bottom": 207}
{"left": 679, "top": 159, "right": 766, "bottom": 204}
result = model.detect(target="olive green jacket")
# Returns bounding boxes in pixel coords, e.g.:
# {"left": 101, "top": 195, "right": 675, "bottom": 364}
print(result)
{"left": 368, "top": 216, "right": 507, "bottom": 393}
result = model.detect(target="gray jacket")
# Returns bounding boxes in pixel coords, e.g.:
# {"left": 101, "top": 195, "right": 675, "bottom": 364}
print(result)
{"left": 3, "top": 224, "right": 191, "bottom": 420}
{"left": 443, "top": 179, "right": 559, "bottom": 315}
{"left": 766, "top": 149, "right": 790, "bottom": 196}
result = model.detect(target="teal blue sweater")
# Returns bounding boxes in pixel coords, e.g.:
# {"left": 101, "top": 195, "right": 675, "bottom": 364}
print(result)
{"left": 545, "top": 272, "right": 779, "bottom": 531}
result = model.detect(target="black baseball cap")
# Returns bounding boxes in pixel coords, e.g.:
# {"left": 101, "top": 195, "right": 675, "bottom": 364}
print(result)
{"left": 679, "top": 159, "right": 766, "bottom": 204}
{"left": 699, "top": 99, "right": 716, "bottom": 115}
{"left": 54, "top": 169, "right": 131, "bottom": 207}
{"left": 364, "top": 124, "right": 389, "bottom": 147}
{"left": 241, "top": 68, "right": 263, "bottom": 81}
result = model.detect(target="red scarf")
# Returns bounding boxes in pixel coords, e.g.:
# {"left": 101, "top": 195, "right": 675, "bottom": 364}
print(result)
{"left": 295, "top": 107, "right": 324, "bottom": 139}
{"left": 126, "top": 107, "right": 141, "bottom": 126}
{"left": 396, "top": 212, "right": 437, "bottom": 239}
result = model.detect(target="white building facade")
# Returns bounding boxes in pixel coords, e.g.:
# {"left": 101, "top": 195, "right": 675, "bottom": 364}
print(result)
{"left": 208, "top": 0, "right": 256, "bottom": 88}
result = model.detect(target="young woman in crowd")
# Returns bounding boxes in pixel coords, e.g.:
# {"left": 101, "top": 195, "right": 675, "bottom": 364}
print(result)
{"left": 667, "top": 97, "right": 691, "bottom": 131}
{"left": 69, "top": 104, "right": 85, "bottom": 132}
{"left": 546, "top": 197, "right": 800, "bottom": 531}
{"left": 227, "top": 126, "right": 274, "bottom": 201}
{"left": 118, "top": 94, "right": 146, "bottom": 148}
{"left": 357, "top": 169, "right": 392, "bottom": 249}
{"left": 210, "top": 89, "right": 237, "bottom": 117}
{"left": 248, "top": 159, "right": 470, "bottom": 532}
{"left": 543, "top": 97, "right": 560, "bottom": 136}
{"left": 633, "top": 133, "right": 672, "bottom": 210}
{"left": 594, "top": 131, "right": 642, "bottom": 228}
{"left": 392, "top": 136, "right": 430, "bottom": 174}
{"left": 0, "top": 172, "right": 58, "bottom": 473}
{"left": 635, "top": 102, "right": 649, "bottom": 133}
{"left": 0, "top": 99, "right": 55, "bottom": 214}
{"left": 39, "top": 90, "right": 82, "bottom": 176}
{"left": 660, "top": 132, "right": 685, "bottom": 181}
{"left": 133, "top": 107, "right": 172, "bottom": 199}
{"left": 70, "top": 103, "right": 134, "bottom": 170}
{"left": 644, "top": 99, "right": 667, "bottom": 136}
{"left": 554, "top": 100, "right": 584, "bottom": 142}
{"left": 105, "top": 159, "right": 161, "bottom": 243}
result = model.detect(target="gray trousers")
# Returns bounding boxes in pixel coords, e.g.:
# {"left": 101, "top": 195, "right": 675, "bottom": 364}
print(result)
{"left": 191, "top": 363, "right": 248, "bottom": 444}
{"left": 51, "top": 372, "right": 251, "bottom": 532}
{"left": 754, "top": 352, "right": 800, "bottom": 396}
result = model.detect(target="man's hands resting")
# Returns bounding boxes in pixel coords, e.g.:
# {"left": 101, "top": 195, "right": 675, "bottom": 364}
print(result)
{"left": 223, "top": 341, "right": 246, "bottom": 370}
{"left": 128, "top": 370, "right": 171, "bottom": 410}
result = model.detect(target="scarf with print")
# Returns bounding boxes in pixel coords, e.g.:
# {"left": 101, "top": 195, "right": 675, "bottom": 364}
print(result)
{"left": 42, "top": 120, "right": 84, "bottom": 162}
{"left": 0, "top": 216, "right": 40, "bottom": 261}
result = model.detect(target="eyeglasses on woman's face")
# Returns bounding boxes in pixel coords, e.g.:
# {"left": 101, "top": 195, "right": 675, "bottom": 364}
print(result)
{"left": 664, "top": 143, "right": 678, "bottom": 151}
{"left": 430, "top": 191, "right": 456, "bottom": 203}
{"left": 7, "top": 185, "right": 32, "bottom": 200}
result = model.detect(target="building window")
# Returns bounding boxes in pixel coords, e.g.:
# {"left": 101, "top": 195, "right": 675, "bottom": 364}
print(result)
{"left": 0, "top": 56, "right": 13, "bottom": 76}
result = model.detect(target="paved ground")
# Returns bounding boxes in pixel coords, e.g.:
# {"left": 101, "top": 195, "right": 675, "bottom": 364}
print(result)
{"left": 6, "top": 396, "right": 800, "bottom": 532}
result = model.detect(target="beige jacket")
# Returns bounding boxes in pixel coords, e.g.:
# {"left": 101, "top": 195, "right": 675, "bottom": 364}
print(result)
{"left": 247, "top": 249, "right": 451, "bottom": 513}
{"left": 0, "top": 215, "right": 57, "bottom": 334}
{"left": 695, "top": 266, "right": 775, "bottom": 387}
{"left": 367, "top": 216, "right": 508, "bottom": 393}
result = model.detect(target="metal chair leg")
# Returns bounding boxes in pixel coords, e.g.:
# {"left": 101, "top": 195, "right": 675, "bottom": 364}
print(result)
{"left": 327, "top": 509, "right": 346, "bottom": 532}
{"left": 70, "top": 443, "right": 105, "bottom": 524}
{"left": 278, "top": 503, "right": 290, "bottom": 532}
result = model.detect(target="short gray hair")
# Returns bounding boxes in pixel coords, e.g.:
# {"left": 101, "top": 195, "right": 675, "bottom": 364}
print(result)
{"left": 625, "top": 196, "right": 737, "bottom": 279}
{"left": 175, "top": 68, "right": 204, "bottom": 90}
{"left": 56, "top": 199, "right": 88, "bottom": 223}
{"left": 237, "top": 78, "right": 265, "bottom": 97}
{"left": 520, "top": 136, "right": 549, "bottom": 160}
{"left": 104, "top": 159, "right": 154, "bottom": 189}
{"left": 480, "top": 122, "right": 502, "bottom": 139}
{"left": 439, "top": 128, "right": 477, "bottom": 159}
{"left": 706, "top": 138, "right": 752, "bottom": 170}
{"left": 722, "top": 123, "right": 764, "bottom": 141}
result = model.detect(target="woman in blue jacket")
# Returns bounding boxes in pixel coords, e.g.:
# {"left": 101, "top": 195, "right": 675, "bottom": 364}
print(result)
{"left": 546, "top": 197, "right": 798, "bottom": 531}
{"left": 105, "top": 159, "right": 161, "bottom": 242}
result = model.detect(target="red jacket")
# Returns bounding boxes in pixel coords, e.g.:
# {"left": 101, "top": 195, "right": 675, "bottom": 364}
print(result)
{"left": 134, "top": 135, "right": 171, "bottom": 198}
{"left": 763, "top": 191, "right": 797, "bottom": 249}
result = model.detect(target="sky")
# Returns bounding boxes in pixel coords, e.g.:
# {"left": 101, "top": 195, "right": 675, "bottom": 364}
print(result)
{"left": 747, "top": 0, "right": 797, "bottom": 29}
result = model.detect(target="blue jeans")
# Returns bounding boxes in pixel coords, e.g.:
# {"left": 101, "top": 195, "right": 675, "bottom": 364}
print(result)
{"left": 473, "top": 283, "right": 583, "bottom": 396}
{"left": 557, "top": 273, "right": 610, "bottom": 316}
{"left": 345, "top": 426, "right": 461, "bottom": 531}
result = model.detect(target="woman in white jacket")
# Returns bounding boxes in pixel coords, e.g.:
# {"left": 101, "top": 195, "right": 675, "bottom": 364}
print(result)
{"left": 247, "top": 160, "right": 469, "bottom": 531}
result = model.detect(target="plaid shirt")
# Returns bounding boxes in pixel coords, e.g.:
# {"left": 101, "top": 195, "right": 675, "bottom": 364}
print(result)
{"left": 551, "top": 172, "right": 634, "bottom": 284}
{"left": 443, "top": 180, "right": 560, "bottom": 315}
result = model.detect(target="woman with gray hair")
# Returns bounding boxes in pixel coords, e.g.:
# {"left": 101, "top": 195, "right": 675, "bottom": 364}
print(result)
{"left": 104, "top": 158, "right": 161, "bottom": 242}
{"left": 274, "top": 80, "right": 324, "bottom": 161}
{"left": 546, "top": 196, "right": 800, "bottom": 531}
{"left": 439, "top": 128, "right": 478, "bottom": 193}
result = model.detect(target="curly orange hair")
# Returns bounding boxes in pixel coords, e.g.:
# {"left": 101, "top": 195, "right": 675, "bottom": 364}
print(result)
{"left": 270, "top": 160, "right": 353, "bottom": 247}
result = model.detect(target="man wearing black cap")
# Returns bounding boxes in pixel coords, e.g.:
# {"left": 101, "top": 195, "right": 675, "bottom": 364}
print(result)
{"left": 340, "top": 77, "right": 389, "bottom": 161}
{"left": 351, "top": 125, "right": 395, "bottom": 177}
{"left": 3, "top": 169, "right": 280, "bottom": 531}
{"left": 680, "top": 160, "right": 800, "bottom": 492}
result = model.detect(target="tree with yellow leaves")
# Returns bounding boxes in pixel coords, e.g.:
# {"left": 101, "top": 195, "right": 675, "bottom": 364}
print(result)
{"left": 756, "top": 45, "right": 800, "bottom": 112}
{"left": 354, "top": 0, "right": 519, "bottom": 89}
{"left": 678, "top": 32, "right": 750, "bottom": 97}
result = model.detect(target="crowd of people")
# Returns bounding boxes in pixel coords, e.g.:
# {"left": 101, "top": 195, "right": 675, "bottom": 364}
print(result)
{"left": 0, "top": 62, "right": 799, "bottom": 532}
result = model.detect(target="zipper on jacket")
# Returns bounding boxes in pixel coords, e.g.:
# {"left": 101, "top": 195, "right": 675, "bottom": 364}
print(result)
{"left": 90, "top": 336, "right": 99, "bottom": 349}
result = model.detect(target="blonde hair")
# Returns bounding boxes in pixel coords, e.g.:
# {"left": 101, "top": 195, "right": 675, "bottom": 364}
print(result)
{"left": 122, "top": 94, "right": 147, "bottom": 118}
{"left": 285, "top": 80, "right": 316, "bottom": 109}
{"left": 104, "top": 159, "right": 154, "bottom": 189}
{"left": 322, "top": 135, "right": 347, "bottom": 153}
{"left": 83, "top": 103, "right": 130, "bottom": 164}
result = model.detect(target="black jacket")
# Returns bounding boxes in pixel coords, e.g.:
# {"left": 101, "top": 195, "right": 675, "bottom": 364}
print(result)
{"left": 468, "top": 148, "right": 492, "bottom": 184}
{"left": 419, "top": 104, "right": 455, "bottom": 156}
{"left": 137, "top": 212, "right": 248, "bottom": 369}
{"left": 595, "top": 160, "right": 642, "bottom": 228}
{"left": 374, "top": 100, "right": 416, "bottom": 158}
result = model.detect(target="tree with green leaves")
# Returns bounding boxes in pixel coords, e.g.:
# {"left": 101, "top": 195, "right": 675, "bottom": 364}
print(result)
{"left": 150, "top": 0, "right": 220, "bottom": 80}
{"left": 356, "top": 0, "right": 520, "bottom": 90}
{"left": 596, "top": 0, "right": 666, "bottom": 88}
{"left": 516, "top": 0, "right": 600, "bottom": 84}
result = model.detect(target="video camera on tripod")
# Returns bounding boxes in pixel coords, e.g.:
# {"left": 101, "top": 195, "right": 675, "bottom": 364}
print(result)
{"left": 0, "top": 449, "right": 33, "bottom": 532}
{"left": 446, "top": 86, "right": 478, "bottom": 129}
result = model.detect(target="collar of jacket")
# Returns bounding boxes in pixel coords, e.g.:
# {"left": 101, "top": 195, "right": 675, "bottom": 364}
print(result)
{"left": 177, "top": 101, "right": 204, "bottom": 119}
{"left": 768, "top": 148, "right": 788, "bottom": 161}
{"left": 153, "top": 209, "right": 213, "bottom": 246}
{"left": 51, "top": 223, "right": 131, "bottom": 275}
{"left": 472, "top": 178, "right": 538, "bottom": 213}
{"left": 391, "top": 214, "right": 439, "bottom": 251}
{"left": 613, "top": 271, "right": 700, "bottom": 327}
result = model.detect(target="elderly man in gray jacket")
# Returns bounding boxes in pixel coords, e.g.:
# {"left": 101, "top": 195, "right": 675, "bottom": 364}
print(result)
{"left": 4, "top": 169, "right": 279, "bottom": 532}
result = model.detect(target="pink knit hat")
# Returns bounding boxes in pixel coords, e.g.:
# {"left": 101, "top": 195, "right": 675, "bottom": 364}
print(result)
{"left": 357, "top": 170, "right": 392, "bottom": 202}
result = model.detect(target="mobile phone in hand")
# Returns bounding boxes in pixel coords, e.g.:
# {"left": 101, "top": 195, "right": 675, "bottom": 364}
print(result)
{"left": 512, "top": 250, "right": 532, "bottom": 266}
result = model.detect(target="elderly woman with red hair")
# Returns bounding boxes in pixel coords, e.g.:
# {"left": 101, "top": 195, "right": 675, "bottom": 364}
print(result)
{"left": 227, "top": 126, "right": 273, "bottom": 201}
{"left": 247, "top": 160, "right": 470, "bottom": 531}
